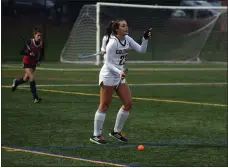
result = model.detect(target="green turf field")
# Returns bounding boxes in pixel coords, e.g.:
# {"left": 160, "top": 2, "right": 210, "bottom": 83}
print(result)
{"left": 1, "top": 63, "right": 227, "bottom": 167}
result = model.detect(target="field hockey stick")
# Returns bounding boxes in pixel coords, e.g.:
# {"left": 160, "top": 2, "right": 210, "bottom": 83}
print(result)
{"left": 22, "top": 37, "right": 36, "bottom": 57}
{"left": 78, "top": 52, "right": 101, "bottom": 59}
{"left": 116, "top": 68, "right": 129, "bottom": 90}
{"left": 22, "top": 37, "right": 31, "bottom": 52}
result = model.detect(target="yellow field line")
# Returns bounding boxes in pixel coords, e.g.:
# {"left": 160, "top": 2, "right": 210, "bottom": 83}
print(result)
{"left": 1, "top": 146, "right": 127, "bottom": 167}
{"left": 2, "top": 68, "right": 24, "bottom": 71}
{"left": 2, "top": 85, "right": 227, "bottom": 107}
{"left": 131, "top": 96, "right": 227, "bottom": 107}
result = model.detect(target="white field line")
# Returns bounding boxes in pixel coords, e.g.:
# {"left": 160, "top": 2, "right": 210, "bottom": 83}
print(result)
{"left": 2, "top": 65, "right": 227, "bottom": 71}
{"left": 3, "top": 83, "right": 227, "bottom": 88}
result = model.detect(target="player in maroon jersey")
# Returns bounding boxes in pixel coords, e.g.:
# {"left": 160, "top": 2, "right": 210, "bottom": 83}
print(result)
{"left": 12, "top": 28, "right": 44, "bottom": 103}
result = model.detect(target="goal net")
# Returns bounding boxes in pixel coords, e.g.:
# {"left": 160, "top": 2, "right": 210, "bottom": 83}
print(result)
{"left": 60, "top": 2, "right": 227, "bottom": 65}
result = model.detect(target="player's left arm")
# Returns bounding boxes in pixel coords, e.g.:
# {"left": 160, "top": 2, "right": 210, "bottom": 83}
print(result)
{"left": 37, "top": 42, "right": 44, "bottom": 66}
{"left": 127, "top": 28, "right": 152, "bottom": 53}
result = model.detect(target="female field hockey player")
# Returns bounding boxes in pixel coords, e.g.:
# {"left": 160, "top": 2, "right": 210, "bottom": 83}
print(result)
{"left": 12, "top": 28, "right": 44, "bottom": 103}
{"left": 90, "top": 20, "right": 152, "bottom": 144}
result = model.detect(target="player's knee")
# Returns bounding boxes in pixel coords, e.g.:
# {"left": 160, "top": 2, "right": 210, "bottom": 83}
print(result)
{"left": 99, "top": 101, "right": 111, "bottom": 112}
{"left": 99, "top": 105, "right": 109, "bottom": 112}
{"left": 23, "top": 74, "right": 29, "bottom": 81}
{"left": 29, "top": 75, "right": 34, "bottom": 81}
{"left": 23, "top": 77, "right": 29, "bottom": 81}
{"left": 123, "top": 101, "right": 133, "bottom": 111}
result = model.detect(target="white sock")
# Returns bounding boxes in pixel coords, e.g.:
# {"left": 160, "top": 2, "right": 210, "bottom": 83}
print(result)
{"left": 93, "top": 110, "right": 106, "bottom": 136}
{"left": 114, "top": 108, "right": 129, "bottom": 133}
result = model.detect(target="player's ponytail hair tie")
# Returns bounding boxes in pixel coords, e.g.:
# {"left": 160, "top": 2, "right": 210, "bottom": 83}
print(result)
{"left": 106, "top": 20, "right": 115, "bottom": 36}
{"left": 105, "top": 20, "right": 115, "bottom": 45}
{"left": 112, "top": 20, "right": 120, "bottom": 35}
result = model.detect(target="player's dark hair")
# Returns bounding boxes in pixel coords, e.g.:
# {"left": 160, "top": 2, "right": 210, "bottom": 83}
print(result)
{"left": 105, "top": 20, "right": 114, "bottom": 35}
{"left": 105, "top": 20, "right": 114, "bottom": 45}
{"left": 33, "top": 28, "right": 42, "bottom": 36}
{"left": 112, "top": 19, "right": 127, "bottom": 35}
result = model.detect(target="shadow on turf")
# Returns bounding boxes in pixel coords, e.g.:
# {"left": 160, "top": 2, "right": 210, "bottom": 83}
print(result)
{"left": 3, "top": 140, "right": 226, "bottom": 154}
{"left": 45, "top": 139, "right": 228, "bottom": 150}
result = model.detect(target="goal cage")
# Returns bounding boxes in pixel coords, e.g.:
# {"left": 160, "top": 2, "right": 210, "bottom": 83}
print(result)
{"left": 60, "top": 2, "right": 227, "bottom": 65}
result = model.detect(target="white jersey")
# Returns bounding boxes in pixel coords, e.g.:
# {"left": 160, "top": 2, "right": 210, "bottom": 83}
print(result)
{"left": 99, "top": 35, "right": 148, "bottom": 86}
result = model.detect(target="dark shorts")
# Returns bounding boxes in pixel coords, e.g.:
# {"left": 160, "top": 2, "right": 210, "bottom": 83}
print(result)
{"left": 23, "top": 64, "right": 36, "bottom": 70}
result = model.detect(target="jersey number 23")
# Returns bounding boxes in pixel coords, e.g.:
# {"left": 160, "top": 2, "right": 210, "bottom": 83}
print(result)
{"left": 119, "top": 54, "right": 127, "bottom": 65}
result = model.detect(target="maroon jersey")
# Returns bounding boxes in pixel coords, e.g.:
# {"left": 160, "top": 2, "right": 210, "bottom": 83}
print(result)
{"left": 21, "top": 39, "right": 44, "bottom": 66}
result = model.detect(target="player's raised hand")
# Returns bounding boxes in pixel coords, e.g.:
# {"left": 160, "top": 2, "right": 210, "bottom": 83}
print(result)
{"left": 143, "top": 28, "right": 152, "bottom": 39}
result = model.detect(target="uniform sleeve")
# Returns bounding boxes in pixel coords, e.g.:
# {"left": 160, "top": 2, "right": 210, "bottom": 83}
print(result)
{"left": 20, "top": 40, "right": 31, "bottom": 55}
{"left": 101, "top": 35, "right": 108, "bottom": 52}
{"left": 127, "top": 35, "right": 148, "bottom": 53}
{"left": 105, "top": 39, "right": 122, "bottom": 74}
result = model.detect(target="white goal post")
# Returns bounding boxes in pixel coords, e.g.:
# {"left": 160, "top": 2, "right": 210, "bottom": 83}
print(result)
{"left": 60, "top": 2, "right": 227, "bottom": 65}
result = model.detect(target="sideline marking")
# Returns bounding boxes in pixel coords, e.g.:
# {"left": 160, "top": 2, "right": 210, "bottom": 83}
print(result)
{"left": 1, "top": 146, "right": 129, "bottom": 167}
{"left": 2, "top": 86, "right": 227, "bottom": 107}
{"left": 1, "top": 83, "right": 227, "bottom": 87}
{"left": 2, "top": 65, "right": 227, "bottom": 71}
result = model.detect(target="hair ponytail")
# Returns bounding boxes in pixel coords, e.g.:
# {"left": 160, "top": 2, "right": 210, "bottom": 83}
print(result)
{"left": 105, "top": 20, "right": 114, "bottom": 45}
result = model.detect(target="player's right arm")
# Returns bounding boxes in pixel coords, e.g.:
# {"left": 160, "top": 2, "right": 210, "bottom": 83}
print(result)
{"left": 100, "top": 35, "right": 108, "bottom": 54}
{"left": 105, "top": 38, "right": 122, "bottom": 75}
{"left": 20, "top": 40, "right": 33, "bottom": 56}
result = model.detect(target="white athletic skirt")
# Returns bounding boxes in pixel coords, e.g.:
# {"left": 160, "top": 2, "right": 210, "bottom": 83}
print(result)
{"left": 99, "top": 76, "right": 126, "bottom": 86}
{"left": 98, "top": 66, "right": 126, "bottom": 86}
